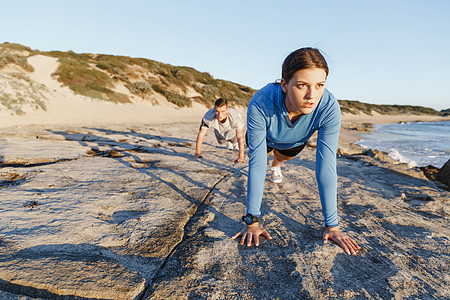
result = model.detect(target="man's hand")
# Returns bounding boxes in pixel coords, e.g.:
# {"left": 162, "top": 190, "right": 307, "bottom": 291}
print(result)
{"left": 232, "top": 223, "right": 272, "bottom": 247}
{"left": 323, "top": 226, "right": 361, "bottom": 255}
{"left": 233, "top": 158, "right": 245, "bottom": 163}
{"left": 195, "top": 127, "right": 207, "bottom": 159}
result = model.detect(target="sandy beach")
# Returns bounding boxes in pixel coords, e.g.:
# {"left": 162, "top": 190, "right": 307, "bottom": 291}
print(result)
{"left": 1, "top": 53, "right": 450, "bottom": 299}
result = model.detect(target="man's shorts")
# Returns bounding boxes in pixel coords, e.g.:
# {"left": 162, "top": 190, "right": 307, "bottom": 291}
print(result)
{"left": 245, "top": 131, "right": 308, "bottom": 158}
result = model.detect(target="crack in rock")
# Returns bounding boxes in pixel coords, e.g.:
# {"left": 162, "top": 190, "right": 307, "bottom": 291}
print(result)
{"left": 0, "top": 158, "right": 78, "bottom": 168}
{"left": 138, "top": 172, "right": 231, "bottom": 299}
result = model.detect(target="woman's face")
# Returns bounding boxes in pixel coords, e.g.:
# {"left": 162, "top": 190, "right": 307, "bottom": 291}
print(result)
{"left": 281, "top": 68, "right": 327, "bottom": 116}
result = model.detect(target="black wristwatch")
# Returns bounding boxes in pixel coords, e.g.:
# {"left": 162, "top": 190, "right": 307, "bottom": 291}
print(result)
{"left": 242, "top": 214, "right": 259, "bottom": 225}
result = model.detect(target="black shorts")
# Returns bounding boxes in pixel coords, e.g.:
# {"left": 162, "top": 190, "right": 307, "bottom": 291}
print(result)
{"left": 245, "top": 131, "right": 308, "bottom": 158}
{"left": 266, "top": 141, "right": 308, "bottom": 157}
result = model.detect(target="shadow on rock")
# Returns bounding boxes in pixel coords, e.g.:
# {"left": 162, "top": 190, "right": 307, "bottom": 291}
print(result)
{"left": 0, "top": 243, "right": 156, "bottom": 299}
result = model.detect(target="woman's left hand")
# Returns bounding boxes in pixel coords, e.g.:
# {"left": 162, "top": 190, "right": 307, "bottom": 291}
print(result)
{"left": 323, "top": 226, "right": 361, "bottom": 255}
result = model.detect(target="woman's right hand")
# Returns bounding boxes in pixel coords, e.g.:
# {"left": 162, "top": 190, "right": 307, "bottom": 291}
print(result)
{"left": 232, "top": 223, "right": 272, "bottom": 247}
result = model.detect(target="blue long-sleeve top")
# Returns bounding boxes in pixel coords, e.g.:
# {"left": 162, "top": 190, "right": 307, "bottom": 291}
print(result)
{"left": 246, "top": 83, "right": 341, "bottom": 227}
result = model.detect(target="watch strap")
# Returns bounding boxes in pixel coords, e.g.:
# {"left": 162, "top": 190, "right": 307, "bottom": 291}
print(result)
{"left": 242, "top": 214, "right": 259, "bottom": 225}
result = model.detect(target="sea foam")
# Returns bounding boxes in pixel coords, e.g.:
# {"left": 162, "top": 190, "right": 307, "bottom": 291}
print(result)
{"left": 355, "top": 121, "right": 450, "bottom": 168}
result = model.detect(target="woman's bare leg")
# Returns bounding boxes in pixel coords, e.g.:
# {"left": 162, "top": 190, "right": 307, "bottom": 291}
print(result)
{"left": 271, "top": 150, "right": 294, "bottom": 167}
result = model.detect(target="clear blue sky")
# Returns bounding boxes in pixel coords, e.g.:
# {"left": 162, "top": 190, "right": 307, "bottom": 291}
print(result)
{"left": 1, "top": 0, "right": 449, "bottom": 110}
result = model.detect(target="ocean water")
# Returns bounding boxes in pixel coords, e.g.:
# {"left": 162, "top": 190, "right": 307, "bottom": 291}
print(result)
{"left": 355, "top": 121, "right": 450, "bottom": 168}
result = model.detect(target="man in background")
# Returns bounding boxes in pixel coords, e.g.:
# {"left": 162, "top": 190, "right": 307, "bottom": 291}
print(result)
{"left": 194, "top": 98, "right": 245, "bottom": 163}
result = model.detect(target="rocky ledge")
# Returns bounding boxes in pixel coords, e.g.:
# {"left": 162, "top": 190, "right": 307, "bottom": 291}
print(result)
{"left": 0, "top": 123, "right": 449, "bottom": 299}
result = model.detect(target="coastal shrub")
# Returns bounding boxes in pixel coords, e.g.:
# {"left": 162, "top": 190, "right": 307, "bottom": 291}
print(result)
{"left": 156, "top": 69, "right": 170, "bottom": 78}
{"left": 82, "top": 49, "right": 253, "bottom": 105}
{"left": 53, "top": 57, "right": 113, "bottom": 96}
{"left": 150, "top": 66, "right": 187, "bottom": 92}
{"left": 375, "top": 104, "right": 437, "bottom": 115}
{"left": 193, "top": 71, "right": 215, "bottom": 85}
{"left": 0, "top": 94, "right": 33, "bottom": 116}
{"left": 338, "top": 100, "right": 373, "bottom": 115}
{"left": 94, "top": 55, "right": 129, "bottom": 77}
{"left": 152, "top": 84, "right": 166, "bottom": 95}
{"left": 238, "top": 85, "right": 251, "bottom": 93}
{"left": 130, "top": 81, "right": 151, "bottom": 94}
{"left": 95, "top": 62, "right": 110, "bottom": 71}
{"left": 172, "top": 68, "right": 194, "bottom": 84}
{"left": 51, "top": 57, "right": 132, "bottom": 103}
{"left": 191, "top": 81, "right": 254, "bottom": 107}
{"left": 98, "top": 55, "right": 160, "bottom": 74}
{"left": 111, "top": 72, "right": 129, "bottom": 82}
{"left": 192, "top": 95, "right": 210, "bottom": 107}
{"left": 139, "top": 60, "right": 160, "bottom": 73}
{"left": 0, "top": 73, "right": 49, "bottom": 115}
{"left": 148, "top": 61, "right": 166, "bottom": 73}
{"left": 67, "top": 50, "right": 93, "bottom": 60}
{"left": 0, "top": 42, "right": 32, "bottom": 52}
{"left": 338, "top": 100, "right": 438, "bottom": 116}
{"left": 46, "top": 50, "right": 94, "bottom": 62}
{"left": 72, "top": 88, "right": 104, "bottom": 100}
{"left": 215, "top": 79, "right": 254, "bottom": 107}
{"left": 0, "top": 52, "right": 35, "bottom": 72}
{"left": 0, "top": 95, "right": 14, "bottom": 113}
{"left": 164, "top": 91, "right": 192, "bottom": 107}
{"left": 219, "top": 91, "right": 244, "bottom": 107}
{"left": 85, "top": 82, "right": 114, "bottom": 94}
{"left": 53, "top": 58, "right": 112, "bottom": 87}
{"left": 107, "top": 92, "right": 130, "bottom": 103}
{"left": 201, "top": 84, "right": 219, "bottom": 100}
{"left": 82, "top": 83, "right": 130, "bottom": 103}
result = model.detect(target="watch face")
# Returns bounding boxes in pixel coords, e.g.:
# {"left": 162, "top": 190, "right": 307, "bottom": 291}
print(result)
{"left": 245, "top": 215, "right": 252, "bottom": 224}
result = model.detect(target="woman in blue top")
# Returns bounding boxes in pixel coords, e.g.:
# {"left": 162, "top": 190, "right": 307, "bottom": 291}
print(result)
{"left": 232, "top": 48, "right": 360, "bottom": 255}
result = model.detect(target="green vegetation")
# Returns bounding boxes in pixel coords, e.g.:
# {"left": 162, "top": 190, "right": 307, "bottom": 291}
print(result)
{"left": 338, "top": 99, "right": 439, "bottom": 116}
{"left": 0, "top": 73, "right": 48, "bottom": 115}
{"left": 0, "top": 43, "right": 257, "bottom": 107}
{"left": 51, "top": 56, "right": 130, "bottom": 103}
{"left": 165, "top": 91, "right": 192, "bottom": 107}
{"left": 0, "top": 95, "right": 25, "bottom": 115}
{"left": 129, "top": 81, "right": 151, "bottom": 94}
{"left": 0, "top": 42, "right": 33, "bottom": 52}
{"left": 40, "top": 49, "right": 256, "bottom": 107}
{"left": 44, "top": 51, "right": 130, "bottom": 103}
{"left": 0, "top": 44, "right": 35, "bottom": 72}
{"left": 151, "top": 84, "right": 165, "bottom": 95}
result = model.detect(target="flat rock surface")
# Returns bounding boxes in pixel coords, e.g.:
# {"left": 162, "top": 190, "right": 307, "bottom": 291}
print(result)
{"left": 0, "top": 122, "right": 449, "bottom": 299}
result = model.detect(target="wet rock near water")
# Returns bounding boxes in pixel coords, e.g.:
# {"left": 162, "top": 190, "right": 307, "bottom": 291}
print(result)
{"left": 418, "top": 160, "right": 450, "bottom": 190}
{"left": 419, "top": 165, "right": 440, "bottom": 182}
{"left": 437, "top": 159, "right": 450, "bottom": 188}
{"left": 342, "top": 122, "right": 373, "bottom": 131}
